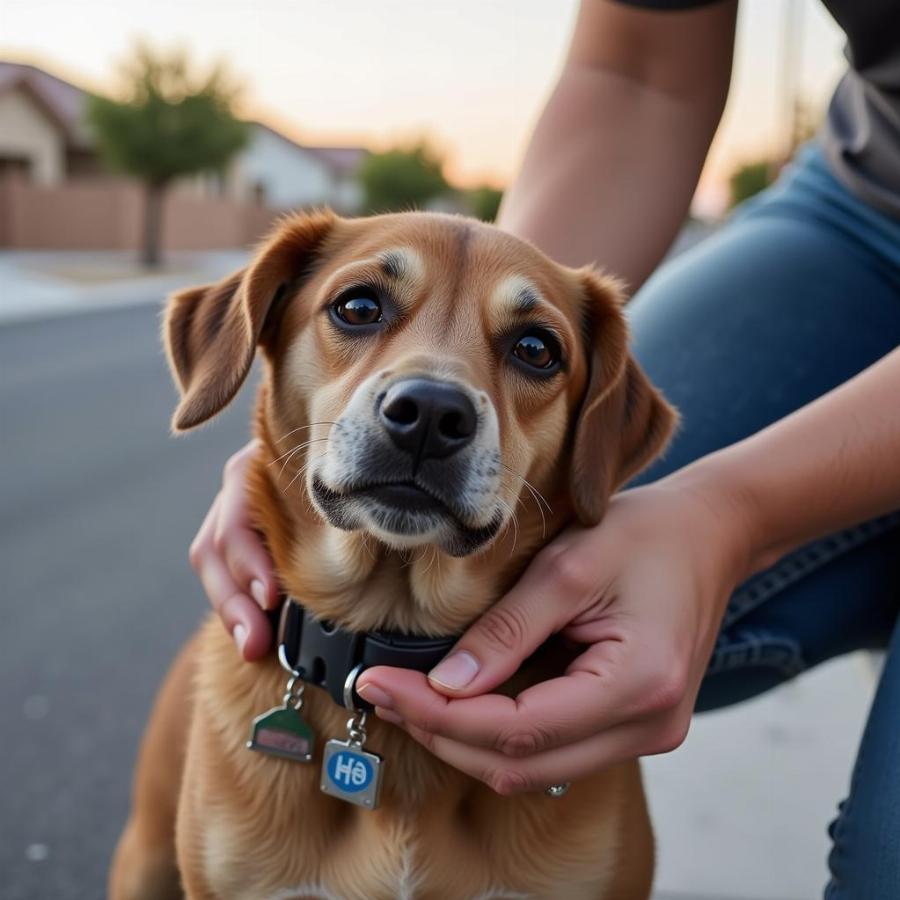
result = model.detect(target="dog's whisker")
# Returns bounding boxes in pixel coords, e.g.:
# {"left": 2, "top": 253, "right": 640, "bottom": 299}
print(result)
{"left": 416, "top": 544, "right": 434, "bottom": 575}
{"left": 500, "top": 465, "right": 550, "bottom": 539}
{"left": 270, "top": 442, "right": 305, "bottom": 466}
{"left": 273, "top": 438, "right": 331, "bottom": 479}
{"left": 272, "top": 422, "right": 337, "bottom": 446}
{"left": 419, "top": 544, "right": 440, "bottom": 577}
{"left": 406, "top": 546, "right": 429, "bottom": 570}
{"left": 283, "top": 449, "right": 328, "bottom": 495}
{"left": 269, "top": 422, "right": 330, "bottom": 466}
{"left": 500, "top": 463, "right": 553, "bottom": 514}
{"left": 500, "top": 475, "right": 547, "bottom": 541}
{"left": 495, "top": 496, "right": 520, "bottom": 556}
{"left": 294, "top": 454, "right": 326, "bottom": 493}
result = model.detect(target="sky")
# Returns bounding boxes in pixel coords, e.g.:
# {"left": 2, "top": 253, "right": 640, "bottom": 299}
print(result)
{"left": 1, "top": 0, "right": 847, "bottom": 215}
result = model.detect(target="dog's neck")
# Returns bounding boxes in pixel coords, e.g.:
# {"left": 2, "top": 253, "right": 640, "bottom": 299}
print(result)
{"left": 238, "top": 407, "right": 578, "bottom": 808}
{"left": 247, "top": 409, "right": 565, "bottom": 638}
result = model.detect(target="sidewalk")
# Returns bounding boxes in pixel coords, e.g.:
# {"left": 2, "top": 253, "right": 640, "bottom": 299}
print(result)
{"left": 0, "top": 221, "right": 720, "bottom": 327}
{"left": 647, "top": 652, "right": 875, "bottom": 900}
{"left": 0, "top": 249, "right": 250, "bottom": 324}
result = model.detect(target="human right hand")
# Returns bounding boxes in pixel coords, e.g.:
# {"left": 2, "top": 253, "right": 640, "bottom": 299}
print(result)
{"left": 355, "top": 472, "right": 755, "bottom": 792}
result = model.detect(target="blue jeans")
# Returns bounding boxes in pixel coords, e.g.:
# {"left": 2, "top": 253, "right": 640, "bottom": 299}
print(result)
{"left": 627, "top": 144, "right": 900, "bottom": 898}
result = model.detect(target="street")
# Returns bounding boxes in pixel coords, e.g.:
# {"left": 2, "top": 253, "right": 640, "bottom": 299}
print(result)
{"left": 0, "top": 302, "right": 255, "bottom": 899}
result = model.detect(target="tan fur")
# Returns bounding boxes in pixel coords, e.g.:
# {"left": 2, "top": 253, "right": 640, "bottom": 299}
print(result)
{"left": 110, "top": 211, "right": 675, "bottom": 900}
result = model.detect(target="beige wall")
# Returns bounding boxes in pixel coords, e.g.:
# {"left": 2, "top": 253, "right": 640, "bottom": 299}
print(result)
{"left": 0, "top": 88, "right": 65, "bottom": 185}
{"left": 0, "top": 174, "right": 279, "bottom": 250}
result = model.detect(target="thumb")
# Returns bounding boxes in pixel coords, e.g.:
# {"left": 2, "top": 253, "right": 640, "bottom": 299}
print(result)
{"left": 427, "top": 546, "right": 583, "bottom": 697}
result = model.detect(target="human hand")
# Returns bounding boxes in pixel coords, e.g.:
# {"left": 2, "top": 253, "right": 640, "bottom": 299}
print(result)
{"left": 189, "top": 439, "right": 279, "bottom": 660}
{"left": 355, "top": 473, "right": 756, "bottom": 794}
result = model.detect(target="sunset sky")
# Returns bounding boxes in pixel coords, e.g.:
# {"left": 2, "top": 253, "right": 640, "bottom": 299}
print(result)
{"left": 1, "top": 0, "right": 847, "bottom": 214}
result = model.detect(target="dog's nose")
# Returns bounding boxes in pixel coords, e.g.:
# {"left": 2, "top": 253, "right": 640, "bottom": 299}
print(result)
{"left": 379, "top": 378, "right": 477, "bottom": 464}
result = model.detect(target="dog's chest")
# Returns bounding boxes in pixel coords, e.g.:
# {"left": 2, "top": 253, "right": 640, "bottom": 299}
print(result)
{"left": 202, "top": 804, "right": 613, "bottom": 900}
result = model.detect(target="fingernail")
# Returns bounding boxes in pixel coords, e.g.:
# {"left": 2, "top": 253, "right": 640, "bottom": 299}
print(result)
{"left": 356, "top": 682, "right": 393, "bottom": 709}
{"left": 250, "top": 579, "right": 267, "bottom": 608}
{"left": 233, "top": 624, "right": 248, "bottom": 654}
{"left": 428, "top": 651, "right": 479, "bottom": 690}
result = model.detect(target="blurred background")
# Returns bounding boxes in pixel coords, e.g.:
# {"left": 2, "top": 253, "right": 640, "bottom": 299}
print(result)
{"left": 0, "top": 1, "right": 877, "bottom": 898}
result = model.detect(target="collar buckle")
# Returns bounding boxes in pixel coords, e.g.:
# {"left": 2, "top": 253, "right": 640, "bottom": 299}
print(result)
{"left": 276, "top": 598, "right": 458, "bottom": 712}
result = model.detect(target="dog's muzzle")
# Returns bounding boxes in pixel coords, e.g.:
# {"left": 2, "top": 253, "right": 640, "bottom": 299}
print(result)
{"left": 308, "top": 372, "right": 504, "bottom": 555}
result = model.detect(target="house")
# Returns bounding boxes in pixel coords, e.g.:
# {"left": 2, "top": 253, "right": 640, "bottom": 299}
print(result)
{"left": 229, "top": 123, "right": 365, "bottom": 213}
{"left": 0, "top": 60, "right": 366, "bottom": 211}
{"left": 0, "top": 61, "right": 99, "bottom": 184}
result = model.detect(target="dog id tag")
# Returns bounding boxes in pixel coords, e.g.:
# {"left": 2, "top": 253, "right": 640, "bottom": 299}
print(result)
{"left": 321, "top": 739, "right": 383, "bottom": 808}
{"left": 247, "top": 705, "right": 315, "bottom": 762}
{"left": 320, "top": 712, "right": 383, "bottom": 809}
{"left": 247, "top": 670, "right": 315, "bottom": 763}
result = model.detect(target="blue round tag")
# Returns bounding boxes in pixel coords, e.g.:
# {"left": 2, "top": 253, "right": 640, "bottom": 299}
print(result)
{"left": 327, "top": 750, "right": 374, "bottom": 793}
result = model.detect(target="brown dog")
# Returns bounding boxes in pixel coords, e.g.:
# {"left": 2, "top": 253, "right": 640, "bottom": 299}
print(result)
{"left": 109, "top": 210, "right": 676, "bottom": 900}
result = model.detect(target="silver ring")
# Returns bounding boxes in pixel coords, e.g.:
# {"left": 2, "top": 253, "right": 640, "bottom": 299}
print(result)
{"left": 343, "top": 663, "right": 365, "bottom": 711}
{"left": 277, "top": 643, "right": 300, "bottom": 677}
{"left": 545, "top": 782, "right": 570, "bottom": 798}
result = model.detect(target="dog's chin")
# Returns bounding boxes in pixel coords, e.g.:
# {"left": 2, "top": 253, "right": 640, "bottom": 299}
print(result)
{"left": 309, "top": 474, "right": 504, "bottom": 557}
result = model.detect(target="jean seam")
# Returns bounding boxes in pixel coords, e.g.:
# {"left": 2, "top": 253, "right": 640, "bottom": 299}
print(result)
{"left": 722, "top": 512, "right": 900, "bottom": 631}
{"left": 707, "top": 629, "right": 806, "bottom": 677}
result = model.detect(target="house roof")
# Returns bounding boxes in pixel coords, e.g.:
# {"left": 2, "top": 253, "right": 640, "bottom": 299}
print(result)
{"left": 249, "top": 122, "right": 367, "bottom": 177}
{"left": 305, "top": 145, "right": 368, "bottom": 177}
{"left": 0, "top": 61, "right": 90, "bottom": 146}
{"left": 0, "top": 60, "right": 369, "bottom": 173}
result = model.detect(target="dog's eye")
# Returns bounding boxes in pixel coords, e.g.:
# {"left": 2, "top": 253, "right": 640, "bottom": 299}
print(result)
{"left": 512, "top": 331, "right": 560, "bottom": 371}
{"left": 333, "top": 293, "right": 382, "bottom": 326}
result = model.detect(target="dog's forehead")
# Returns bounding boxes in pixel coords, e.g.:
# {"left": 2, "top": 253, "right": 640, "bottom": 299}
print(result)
{"left": 336, "top": 213, "right": 580, "bottom": 312}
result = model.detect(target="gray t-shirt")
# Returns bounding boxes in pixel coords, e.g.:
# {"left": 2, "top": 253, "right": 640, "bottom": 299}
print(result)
{"left": 615, "top": 0, "right": 900, "bottom": 220}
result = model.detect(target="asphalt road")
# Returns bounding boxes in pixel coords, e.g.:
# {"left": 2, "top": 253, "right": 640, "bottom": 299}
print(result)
{"left": 0, "top": 302, "right": 255, "bottom": 900}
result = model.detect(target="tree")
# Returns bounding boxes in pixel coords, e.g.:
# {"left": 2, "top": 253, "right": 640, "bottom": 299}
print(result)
{"left": 728, "top": 160, "right": 775, "bottom": 209}
{"left": 358, "top": 143, "right": 450, "bottom": 213}
{"left": 87, "top": 44, "right": 249, "bottom": 267}
{"left": 466, "top": 186, "right": 504, "bottom": 222}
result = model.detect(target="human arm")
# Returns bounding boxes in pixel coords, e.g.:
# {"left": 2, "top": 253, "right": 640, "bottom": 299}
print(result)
{"left": 498, "top": 0, "right": 737, "bottom": 284}
{"left": 354, "top": 345, "right": 900, "bottom": 792}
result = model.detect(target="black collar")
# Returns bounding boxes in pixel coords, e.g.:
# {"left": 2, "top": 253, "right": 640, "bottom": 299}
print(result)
{"left": 275, "top": 598, "right": 458, "bottom": 712}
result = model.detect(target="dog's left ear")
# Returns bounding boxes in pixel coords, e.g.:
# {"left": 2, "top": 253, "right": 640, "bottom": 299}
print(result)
{"left": 164, "top": 209, "right": 336, "bottom": 431}
{"left": 569, "top": 270, "right": 678, "bottom": 525}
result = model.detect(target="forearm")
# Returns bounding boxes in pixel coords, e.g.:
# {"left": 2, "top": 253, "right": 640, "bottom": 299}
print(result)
{"left": 498, "top": 0, "right": 735, "bottom": 287}
{"left": 674, "top": 346, "right": 900, "bottom": 577}
{"left": 498, "top": 64, "right": 715, "bottom": 284}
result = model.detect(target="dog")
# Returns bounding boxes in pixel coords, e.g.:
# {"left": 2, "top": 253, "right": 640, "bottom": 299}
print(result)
{"left": 109, "top": 209, "right": 676, "bottom": 900}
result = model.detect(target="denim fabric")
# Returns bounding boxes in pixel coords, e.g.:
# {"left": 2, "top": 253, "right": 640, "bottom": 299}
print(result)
{"left": 626, "top": 143, "right": 900, "bottom": 897}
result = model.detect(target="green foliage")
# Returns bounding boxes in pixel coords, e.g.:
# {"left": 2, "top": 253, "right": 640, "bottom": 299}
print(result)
{"left": 729, "top": 160, "right": 774, "bottom": 209}
{"left": 466, "top": 186, "right": 504, "bottom": 222}
{"left": 358, "top": 143, "right": 450, "bottom": 213}
{"left": 87, "top": 44, "right": 249, "bottom": 187}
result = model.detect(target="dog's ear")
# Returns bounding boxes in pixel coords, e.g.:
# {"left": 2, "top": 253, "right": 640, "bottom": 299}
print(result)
{"left": 164, "top": 209, "right": 336, "bottom": 431}
{"left": 569, "top": 270, "right": 678, "bottom": 525}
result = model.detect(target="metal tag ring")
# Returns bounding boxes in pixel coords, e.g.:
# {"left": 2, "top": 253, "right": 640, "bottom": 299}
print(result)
{"left": 343, "top": 662, "right": 365, "bottom": 711}
{"left": 278, "top": 643, "right": 300, "bottom": 677}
